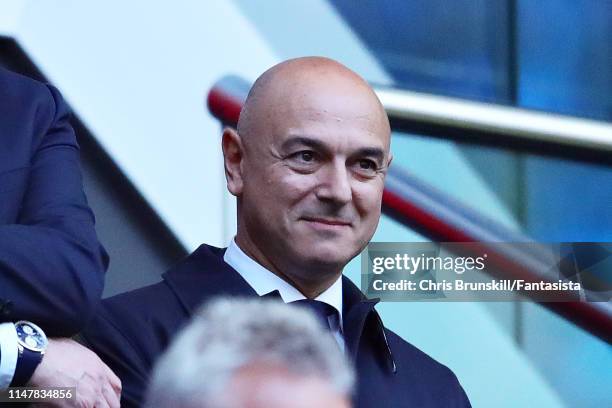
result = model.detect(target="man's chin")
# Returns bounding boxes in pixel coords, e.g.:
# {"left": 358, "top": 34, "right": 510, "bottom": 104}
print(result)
{"left": 295, "top": 245, "right": 354, "bottom": 270}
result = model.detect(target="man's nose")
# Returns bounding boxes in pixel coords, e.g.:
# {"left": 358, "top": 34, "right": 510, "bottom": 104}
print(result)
{"left": 315, "top": 161, "right": 352, "bottom": 205}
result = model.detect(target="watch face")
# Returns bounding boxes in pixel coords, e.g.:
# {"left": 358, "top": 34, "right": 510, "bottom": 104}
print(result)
{"left": 15, "top": 321, "right": 48, "bottom": 352}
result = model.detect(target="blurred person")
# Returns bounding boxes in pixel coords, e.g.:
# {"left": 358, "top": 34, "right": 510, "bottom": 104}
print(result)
{"left": 144, "top": 298, "right": 353, "bottom": 408}
{"left": 83, "top": 57, "right": 471, "bottom": 407}
{"left": 0, "top": 67, "right": 120, "bottom": 407}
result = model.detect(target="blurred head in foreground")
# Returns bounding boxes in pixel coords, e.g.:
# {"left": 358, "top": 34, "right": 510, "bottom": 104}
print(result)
{"left": 144, "top": 298, "right": 354, "bottom": 408}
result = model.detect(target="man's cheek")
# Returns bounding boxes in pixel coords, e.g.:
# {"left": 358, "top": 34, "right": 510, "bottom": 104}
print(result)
{"left": 283, "top": 172, "right": 320, "bottom": 191}
{"left": 353, "top": 187, "right": 382, "bottom": 214}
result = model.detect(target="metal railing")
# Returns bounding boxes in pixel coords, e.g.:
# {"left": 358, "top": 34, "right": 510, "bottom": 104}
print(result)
{"left": 377, "top": 85, "right": 612, "bottom": 166}
{"left": 207, "top": 76, "right": 612, "bottom": 344}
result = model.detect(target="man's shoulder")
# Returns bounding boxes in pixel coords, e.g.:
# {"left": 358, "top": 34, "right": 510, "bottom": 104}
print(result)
{"left": 101, "top": 280, "right": 182, "bottom": 322}
{"left": 0, "top": 68, "right": 56, "bottom": 115}
{"left": 85, "top": 244, "right": 240, "bottom": 341}
{"left": 0, "top": 68, "right": 70, "bottom": 157}
{"left": 0, "top": 67, "right": 46, "bottom": 95}
{"left": 88, "top": 281, "right": 183, "bottom": 338}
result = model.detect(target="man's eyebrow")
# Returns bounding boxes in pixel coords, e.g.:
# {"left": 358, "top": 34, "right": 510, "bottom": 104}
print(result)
{"left": 280, "top": 136, "right": 329, "bottom": 152}
{"left": 354, "top": 147, "right": 385, "bottom": 163}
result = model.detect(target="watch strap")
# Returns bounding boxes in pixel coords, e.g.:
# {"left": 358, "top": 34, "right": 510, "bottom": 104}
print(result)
{"left": 10, "top": 346, "right": 43, "bottom": 387}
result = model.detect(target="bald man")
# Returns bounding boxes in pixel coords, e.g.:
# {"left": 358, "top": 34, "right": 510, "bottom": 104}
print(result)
{"left": 82, "top": 58, "right": 471, "bottom": 407}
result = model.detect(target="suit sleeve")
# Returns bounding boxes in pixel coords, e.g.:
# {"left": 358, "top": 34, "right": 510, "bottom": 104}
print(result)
{"left": 81, "top": 307, "right": 152, "bottom": 408}
{"left": 0, "top": 84, "right": 108, "bottom": 337}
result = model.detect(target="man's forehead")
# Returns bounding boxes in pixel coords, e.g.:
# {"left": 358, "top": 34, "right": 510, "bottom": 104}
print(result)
{"left": 258, "top": 106, "right": 390, "bottom": 156}
{"left": 266, "top": 89, "right": 387, "bottom": 128}
{"left": 271, "top": 106, "right": 378, "bottom": 121}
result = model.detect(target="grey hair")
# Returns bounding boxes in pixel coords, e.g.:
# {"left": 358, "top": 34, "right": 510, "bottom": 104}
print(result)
{"left": 144, "top": 297, "right": 354, "bottom": 408}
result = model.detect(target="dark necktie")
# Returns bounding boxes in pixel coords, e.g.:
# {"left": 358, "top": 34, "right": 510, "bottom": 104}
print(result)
{"left": 290, "top": 299, "right": 337, "bottom": 332}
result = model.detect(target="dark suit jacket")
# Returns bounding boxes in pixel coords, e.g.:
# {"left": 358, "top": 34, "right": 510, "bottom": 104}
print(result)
{"left": 83, "top": 244, "right": 471, "bottom": 407}
{"left": 0, "top": 67, "right": 108, "bottom": 336}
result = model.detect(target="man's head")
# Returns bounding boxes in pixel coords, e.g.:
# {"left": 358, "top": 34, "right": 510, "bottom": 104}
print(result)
{"left": 144, "top": 298, "right": 354, "bottom": 408}
{"left": 223, "top": 57, "right": 392, "bottom": 296}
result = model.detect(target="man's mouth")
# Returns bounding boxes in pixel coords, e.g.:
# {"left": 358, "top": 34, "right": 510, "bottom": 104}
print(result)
{"left": 301, "top": 217, "right": 352, "bottom": 227}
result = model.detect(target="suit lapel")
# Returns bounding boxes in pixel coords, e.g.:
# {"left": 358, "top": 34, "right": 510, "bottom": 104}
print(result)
{"left": 342, "top": 276, "right": 380, "bottom": 359}
{"left": 342, "top": 276, "right": 397, "bottom": 374}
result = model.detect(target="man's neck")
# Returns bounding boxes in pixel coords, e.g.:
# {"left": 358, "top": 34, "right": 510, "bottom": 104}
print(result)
{"left": 234, "top": 234, "right": 340, "bottom": 299}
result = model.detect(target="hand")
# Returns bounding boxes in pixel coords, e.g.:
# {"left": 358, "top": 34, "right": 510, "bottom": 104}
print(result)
{"left": 28, "top": 338, "right": 121, "bottom": 408}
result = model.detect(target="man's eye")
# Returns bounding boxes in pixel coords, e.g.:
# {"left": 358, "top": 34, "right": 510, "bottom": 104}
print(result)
{"left": 300, "top": 151, "right": 314, "bottom": 162}
{"left": 290, "top": 151, "right": 316, "bottom": 163}
{"left": 358, "top": 159, "right": 376, "bottom": 171}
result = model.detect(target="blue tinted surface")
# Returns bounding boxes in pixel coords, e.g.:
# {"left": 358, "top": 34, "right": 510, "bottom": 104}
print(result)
{"left": 526, "top": 157, "right": 612, "bottom": 241}
{"left": 518, "top": 0, "right": 612, "bottom": 120}
{"left": 519, "top": 1, "right": 612, "bottom": 242}
{"left": 330, "top": 0, "right": 512, "bottom": 102}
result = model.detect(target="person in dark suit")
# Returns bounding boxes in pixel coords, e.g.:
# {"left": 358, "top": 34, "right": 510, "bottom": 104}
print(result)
{"left": 83, "top": 57, "right": 471, "bottom": 407}
{"left": 0, "top": 67, "right": 120, "bottom": 406}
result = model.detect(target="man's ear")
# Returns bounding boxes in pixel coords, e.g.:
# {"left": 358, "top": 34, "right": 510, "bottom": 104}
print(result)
{"left": 222, "top": 127, "right": 244, "bottom": 196}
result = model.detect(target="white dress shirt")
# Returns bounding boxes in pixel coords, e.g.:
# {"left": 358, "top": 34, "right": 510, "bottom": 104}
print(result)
{"left": 0, "top": 322, "right": 18, "bottom": 389}
{"left": 224, "top": 239, "right": 345, "bottom": 351}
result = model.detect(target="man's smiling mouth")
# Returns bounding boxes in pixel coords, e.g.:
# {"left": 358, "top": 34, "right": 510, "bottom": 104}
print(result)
{"left": 301, "top": 217, "right": 352, "bottom": 227}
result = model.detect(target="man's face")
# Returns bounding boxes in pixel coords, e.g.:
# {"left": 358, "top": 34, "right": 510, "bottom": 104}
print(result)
{"left": 236, "top": 74, "right": 391, "bottom": 280}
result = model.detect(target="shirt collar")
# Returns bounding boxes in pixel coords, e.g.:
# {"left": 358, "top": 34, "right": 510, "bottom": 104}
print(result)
{"left": 223, "top": 238, "right": 343, "bottom": 323}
